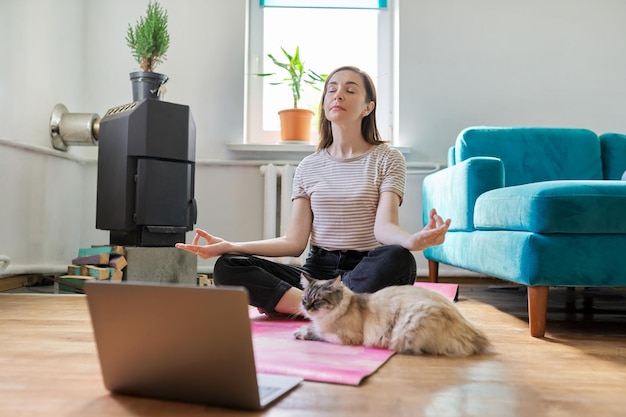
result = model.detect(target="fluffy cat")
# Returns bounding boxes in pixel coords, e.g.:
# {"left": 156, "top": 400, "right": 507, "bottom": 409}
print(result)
{"left": 294, "top": 275, "right": 491, "bottom": 356}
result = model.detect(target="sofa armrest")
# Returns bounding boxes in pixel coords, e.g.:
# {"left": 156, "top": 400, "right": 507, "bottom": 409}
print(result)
{"left": 600, "top": 133, "right": 626, "bottom": 180}
{"left": 422, "top": 157, "right": 504, "bottom": 231}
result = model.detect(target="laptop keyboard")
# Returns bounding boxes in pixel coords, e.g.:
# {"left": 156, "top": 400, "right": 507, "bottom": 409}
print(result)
{"left": 258, "top": 385, "right": 282, "bottom": 400}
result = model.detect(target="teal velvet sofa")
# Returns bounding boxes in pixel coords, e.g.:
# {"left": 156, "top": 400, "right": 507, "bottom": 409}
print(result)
{"left": 422, "top": 127, "right": 626, "bottom": 337}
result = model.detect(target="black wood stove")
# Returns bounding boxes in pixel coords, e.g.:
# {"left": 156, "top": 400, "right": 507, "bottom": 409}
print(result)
{"left": 95, "top": 99, "right": 197, "bottom": 246}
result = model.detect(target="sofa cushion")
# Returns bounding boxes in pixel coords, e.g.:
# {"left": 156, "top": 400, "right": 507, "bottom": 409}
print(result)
{"left": 455, "top": 127, "right": 603, "bottom": 186}
{"left": 474, "top": 180, "right": 626, "bottom": 233}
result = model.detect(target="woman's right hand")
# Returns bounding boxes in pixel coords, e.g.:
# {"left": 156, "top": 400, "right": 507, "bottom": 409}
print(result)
{"left": 175, "top": 228, "right": 232, "bottom": 259}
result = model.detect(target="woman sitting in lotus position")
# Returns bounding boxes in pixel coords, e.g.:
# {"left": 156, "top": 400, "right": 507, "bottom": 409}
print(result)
{"left": 176, "top": 65, "right": 451, "bottom": 316}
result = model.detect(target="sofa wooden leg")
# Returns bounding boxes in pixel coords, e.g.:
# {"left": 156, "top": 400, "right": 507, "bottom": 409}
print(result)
{"left": 527, "top": 286, "right": 549, "bottom": 337}
{"left": 428, "top": 260, "right": 439, "bottom": 283}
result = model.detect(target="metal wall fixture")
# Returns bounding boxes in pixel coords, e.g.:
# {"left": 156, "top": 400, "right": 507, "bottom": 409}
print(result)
{"left": 49, "top": 103, "right": 100, "bottom": 151}
{"left": 0, "top": 254, "right": 10, "bottom": 272}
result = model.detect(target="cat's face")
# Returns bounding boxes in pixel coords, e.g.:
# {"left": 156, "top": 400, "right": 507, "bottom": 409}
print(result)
{"left": 300, "top": 275, "right": 344, "bottom": 317}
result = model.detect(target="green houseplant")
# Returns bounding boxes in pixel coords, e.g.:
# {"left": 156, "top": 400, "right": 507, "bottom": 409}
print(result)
{"left": 257, "top": 46, "right": 326, "bottom": 141}
{"left": 125, "top": 1, "right": 170, "bottom": 101}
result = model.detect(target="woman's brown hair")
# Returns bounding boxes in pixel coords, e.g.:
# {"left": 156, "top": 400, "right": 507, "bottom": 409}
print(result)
{"left": 316, "top": 66, "right": 384, "bottom": 151}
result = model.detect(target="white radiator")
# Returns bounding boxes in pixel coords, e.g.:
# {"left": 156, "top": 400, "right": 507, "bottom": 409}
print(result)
{"left": 260, "top": 164, "right": 296, "bottom": 239}
{"left": 260, "top": 164, "right": 303, "bottom": 265}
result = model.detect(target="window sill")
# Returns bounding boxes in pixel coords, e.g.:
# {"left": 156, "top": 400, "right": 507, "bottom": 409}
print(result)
{"left": 227, "top": 142, "right": 412, "bottom": 155}
{"left": 227, "top": 142, "right": 316, "bottom": 153}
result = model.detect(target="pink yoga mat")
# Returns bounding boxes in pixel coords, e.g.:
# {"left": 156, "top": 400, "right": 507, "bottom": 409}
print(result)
{"left": 414, "top": 281, "right": 459, "bottom": 301}
{"left": 250, "top": 282, "right": 459, "bottom": 385}
{"left": 251, "top": 315, "right": 393, "bottom": 385}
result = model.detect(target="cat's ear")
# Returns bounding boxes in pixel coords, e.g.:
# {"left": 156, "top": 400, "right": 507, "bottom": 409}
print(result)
{"left": 332, "top": 275, "right": 343, "bottom": 288}
{"left": 300, "top": 272, "right": 314, "bottom": 289}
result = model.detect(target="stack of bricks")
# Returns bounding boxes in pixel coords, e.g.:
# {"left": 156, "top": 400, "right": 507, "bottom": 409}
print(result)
{"left": 57, "top": 245, "right": 127, "bottom": 292}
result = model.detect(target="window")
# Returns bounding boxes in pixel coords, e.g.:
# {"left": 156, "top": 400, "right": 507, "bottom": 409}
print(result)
{"left": 245, "top": 0, "right": 397, "bottom": 144}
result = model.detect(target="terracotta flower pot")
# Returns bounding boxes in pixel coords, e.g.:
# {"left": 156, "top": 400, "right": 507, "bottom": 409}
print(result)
{"left": 278, "top": 108, "right": 314, "bottom": 142}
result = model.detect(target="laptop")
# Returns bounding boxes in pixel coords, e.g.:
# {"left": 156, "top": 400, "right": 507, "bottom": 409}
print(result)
{"left": 84, "top": 280, "right": 303, "bottom": 410}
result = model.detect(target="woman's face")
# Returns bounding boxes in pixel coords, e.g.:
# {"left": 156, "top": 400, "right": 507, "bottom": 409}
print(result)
{"left": 323, "top": 70, "right": 374, "bottom": 125}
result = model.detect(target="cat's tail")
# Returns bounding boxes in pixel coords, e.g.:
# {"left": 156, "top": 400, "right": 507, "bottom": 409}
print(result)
{"left": 412, "top": 310, "right": 492, "bottom": 356}
{"left": 443, "top": 319, "right": 492, "bottom": 356}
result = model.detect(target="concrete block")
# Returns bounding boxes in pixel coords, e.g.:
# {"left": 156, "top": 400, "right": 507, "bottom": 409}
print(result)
{"left": 124, "top": 247, "right": 197, "bottom": 285}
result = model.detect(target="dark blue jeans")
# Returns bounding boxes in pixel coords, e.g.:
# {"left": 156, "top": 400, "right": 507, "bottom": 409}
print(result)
{"left": 212, "top": 245, "right": 416, "bottom": 313}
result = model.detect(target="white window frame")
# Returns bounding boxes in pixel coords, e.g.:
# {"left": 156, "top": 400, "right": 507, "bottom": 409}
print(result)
{"left": 244, "top": 0, "right": 398, "bottom": 145}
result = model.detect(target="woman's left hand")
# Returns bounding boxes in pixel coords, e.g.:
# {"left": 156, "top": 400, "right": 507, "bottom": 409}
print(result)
{"left": 407, "top": 208, "right": 451, "bottom": 251}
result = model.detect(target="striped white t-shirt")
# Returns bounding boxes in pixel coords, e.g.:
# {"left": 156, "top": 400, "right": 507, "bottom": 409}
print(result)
{"left": 292, "top": 143, "right": 406, "bottom": 251}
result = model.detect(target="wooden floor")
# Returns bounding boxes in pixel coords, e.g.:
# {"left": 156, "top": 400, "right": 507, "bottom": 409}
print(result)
{"left": 1, "top": 281, "right": 625, "bottom": 417}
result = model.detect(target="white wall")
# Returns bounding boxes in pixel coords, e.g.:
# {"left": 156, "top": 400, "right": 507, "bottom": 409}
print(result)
{"left": 0, "top": 142, "right": 90, "bottom": 274}
{"left": 2, "top": 0, "right": 626, "bottom": 277}
{"left": 399, "top": 0, "right": 626, "bottom": 162}
{"left": 0, "top": 0, "right": 85, "bottom": 150}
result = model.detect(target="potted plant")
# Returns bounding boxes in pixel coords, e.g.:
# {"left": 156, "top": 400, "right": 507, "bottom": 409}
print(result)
{"left": 126, "top": 1, "right": 170, "bottom": 101}
{"left": 257, "top": 46, "right": 326, "bottom": 142}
